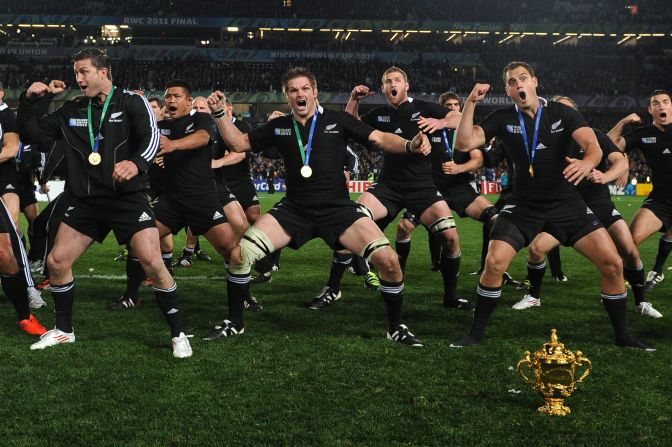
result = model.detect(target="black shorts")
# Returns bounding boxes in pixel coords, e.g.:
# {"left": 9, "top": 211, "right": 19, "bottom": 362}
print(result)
{"left": 154, "top": 192, "right": 227, "bottom": 236}
{"left": 228, "top": 179, "right": 260, "bottom": 211}
{"left": 17, "top": 175, "right": 37, "bottom": 209}
{"left": 267, "top": 198, "right": 368, "bottom": 250}
{"left": 437, "top": 181, "right": 479, "bottom": 218}
{"left": 490, "top": 196, "right": 603, "bottom": 251}
{"left": 63, "top": 192, "right": 156, "bottom": 245}
{"left": 216, "top": 181, "right": 239, "bottom": 208}
{"left": 585, "top": 197, "right": 623, "bottom": 229}
{"left": 365, "top": 181, "right": 445, "bottom": 230}
{"left": 642, "top": 195, "right": 672, "bottom": 232}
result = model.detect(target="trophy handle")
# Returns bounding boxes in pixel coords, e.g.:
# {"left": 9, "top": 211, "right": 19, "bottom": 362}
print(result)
{"left": 574, "top": 352, "right": 592, "bottom": 384}
{"left": 516, "top": 351, "right": 535, "bottom": 386}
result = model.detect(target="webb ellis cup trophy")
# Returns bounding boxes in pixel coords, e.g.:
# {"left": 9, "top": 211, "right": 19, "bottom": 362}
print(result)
{"left": 517, "top": 329, "right": 592, "bottom": 416}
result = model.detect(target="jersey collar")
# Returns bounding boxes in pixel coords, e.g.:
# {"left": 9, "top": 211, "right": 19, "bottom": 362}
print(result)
{"left": 514, "top": 96, "right": 547, "bottom": 113}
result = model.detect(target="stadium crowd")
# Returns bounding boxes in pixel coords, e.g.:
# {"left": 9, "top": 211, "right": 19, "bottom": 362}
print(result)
{"left": 2, "top": 0, "right": 669, "bottom": 23}
{"left": 1, "top": 39, "right": 669, "bottom": 97}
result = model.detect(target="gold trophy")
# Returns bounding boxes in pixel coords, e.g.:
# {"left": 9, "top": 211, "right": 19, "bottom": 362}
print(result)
{"left": 517, "top": 329, "right": 592, "bottom": 416}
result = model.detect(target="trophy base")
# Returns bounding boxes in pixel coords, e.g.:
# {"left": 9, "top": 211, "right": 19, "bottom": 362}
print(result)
{"left": 538, "top": 398, "right": 571, "bottom": 416}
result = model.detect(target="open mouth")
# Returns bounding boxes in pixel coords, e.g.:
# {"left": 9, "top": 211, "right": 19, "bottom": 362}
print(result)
{"left": 297, "top": 99, "right": 307, "bottom": 107}
{"left": 391, "top": 88, "right": 398, "bottom": 97}
{"left": 167, "top": 105, "right": 178, "bottom": 113}
{"left": 661, "top": 112, "right": 668, "bottom": 119}
{"left": 519, "top": 91, "right": 527, "bottom": 101}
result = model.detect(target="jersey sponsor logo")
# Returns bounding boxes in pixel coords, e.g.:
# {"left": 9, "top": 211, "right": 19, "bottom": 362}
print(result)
{"left": 160, "top": 128, "right": 171, "bottom": 136}
{"left": 663, "top": 148, "right": 671, "bottom": 154}
{"left": 68, "top": 118, "right": 88, "bottom": 127}
{"left": 274, "top": 128, "right": 292, "bottom": 136}
{"left": 213, "top": 211, "right": 224, "bottom": 220}
{"left": 185, "top": 123, "right": 195, "bottom": 134}
{"left": 506, "top": 124, "right": 522, "bottom": 134}
{"left": 642, "top": 137, "right": 656, "bottom": 143}
{"left": 411, "top": 111, "right": 421, "bottom": 121}
{"left": 436, "top": 191, "right": 443, "bottom": 197}
{"left": 324, "top": 123, "right": 339, "bottom": 134}
{"left": 500, "top": 204, "right": 516, "bottom": 214}
{"left": 252, "top": 195, "right": 258, "bottom": 201}
{"left": 612, "top": 209, "right": 621, "bottom": 216}
{"left": 109, "top": 111, "right": 124, "bottom": 123}
{"left": 586, "top": 207, "right": 594, "bottom": 215}
{"left": 536, "top": 142, "right": 547, "bottom": 150}
{"left": 138, "top": 212, "right": 152, "bottom": 222}
{"left": 431, "top": 136, "right": 442, "bottom": 143}
{"left": 394, "top": 128, "right": 403, "bottom": 134}
{"left": 65, "top": 206, "right": 75, "bottom": 217}
{"left": 4, "top": 184, "right": 14, "bottom": 190}
{"left": 377, "top": 116, "right": 390, "bottom": 123}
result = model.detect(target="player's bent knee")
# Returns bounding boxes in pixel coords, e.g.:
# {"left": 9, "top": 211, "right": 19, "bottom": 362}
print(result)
{"left": 485, "top": 253, "right": 507, "bottom": 276}
{"left": 229, "top": 227, "right": 275, "bottom": 275}
{"left": 600, "top": 255, "right": 623, "bottom": 278}
{"left": 370, "top": 247, "right": 399, "bottom": 276}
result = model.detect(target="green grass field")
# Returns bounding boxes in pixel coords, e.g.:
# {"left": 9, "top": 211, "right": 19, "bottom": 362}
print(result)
{"left": 1, "top": 194, "right": 670, "bottom": 446}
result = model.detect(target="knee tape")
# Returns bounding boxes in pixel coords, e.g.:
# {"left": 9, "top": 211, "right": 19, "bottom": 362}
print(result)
{"left": 401, "top": 211, "right": 421, "bottom": 227}
{"left": 229, "top": 227, "right": 275, "bottom": 275}
{"left": 428, "top": 216, "right": 456, "bottom": 236}
{"left": 478, "top": 206, "right": 498, "bottom": 224}
{"left": 359, "top": 237, "right": 390, "bottom": 262}
{"left": 357, "top": 204, "right": 374, "bottom": 220}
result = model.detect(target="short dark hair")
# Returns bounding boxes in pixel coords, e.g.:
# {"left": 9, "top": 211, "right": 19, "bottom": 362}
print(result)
{"left": 551, "top": 95, "right": 578, "bottom": 111}
{"left": 502, "top": 61, "right": 535, "bottom": 85}
{"left": 148, "top": 97, "right": 163, "bottom": 107}
{"left": 165, "top": 79, "right": 193, "bottom": 96}
{"left": 649, "top": 89, "right": 672, "bottom": 106}
{"left": 71, "top": 48, "right": 112, "bottom": 81}
{"left": 281, "top": 67, "right": 317, "bottom": 94}
{"left": 438, "top": 92, "right": 462, "bottom": 109}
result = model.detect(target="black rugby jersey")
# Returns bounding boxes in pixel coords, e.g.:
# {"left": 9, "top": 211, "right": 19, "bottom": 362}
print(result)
{"left": 247, "top": 106, "right": 373, "bottom": 205}
{"left": 18, "top": 88, "right": 158, "bottom": 199}
{"left": 569, "top": 129, "right": 622, "bottom": 201}
{"left": 158, "top": 111, "right": 215, "bottom": 197}
{"left": 362, "top": 98, "right": 447, "bottom": 186}
{"left": 220, "top": 118, "right": 253, "bottom": 183}
{"left": 479, "top": 99, "right": 588, "bottom": 202}
{"left": 429, "top": 128, "right": 473, "bottom": 187}
{"left": 624, "top": 124, "right": 672, "bottom": 203}
{"left": 0, "top": 103, "right": 20, "bottom": 185}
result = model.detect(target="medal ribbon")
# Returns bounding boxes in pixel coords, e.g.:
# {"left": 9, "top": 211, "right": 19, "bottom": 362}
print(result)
{"left": 15, "top": 142, "right": 23, "bottom": 171}
{"left": 442, "top": 129, "right": 458, "bottom": 160}
{"left": 518, "top": 101, "right": 543, "bottom": 175}
{"left": 87, "top": 85, "right": 116, "bottom": 156}
{"left": 291, "top": 110, "right": 318, "bottom": 167}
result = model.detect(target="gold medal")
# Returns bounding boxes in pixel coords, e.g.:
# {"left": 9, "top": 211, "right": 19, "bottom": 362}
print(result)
{"left": 529, "top": 165, "right": 534, "bottom": 178}
{"left": 89, "top": 152, "right": 102, "bottom": 165}
{"left": 300, "top": 165, "right": 312, "bottom": 178}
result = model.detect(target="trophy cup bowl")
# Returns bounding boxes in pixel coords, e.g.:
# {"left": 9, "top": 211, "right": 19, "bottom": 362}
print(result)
{"left": 517, "top": 329, "right": 592, "bottom": 416}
